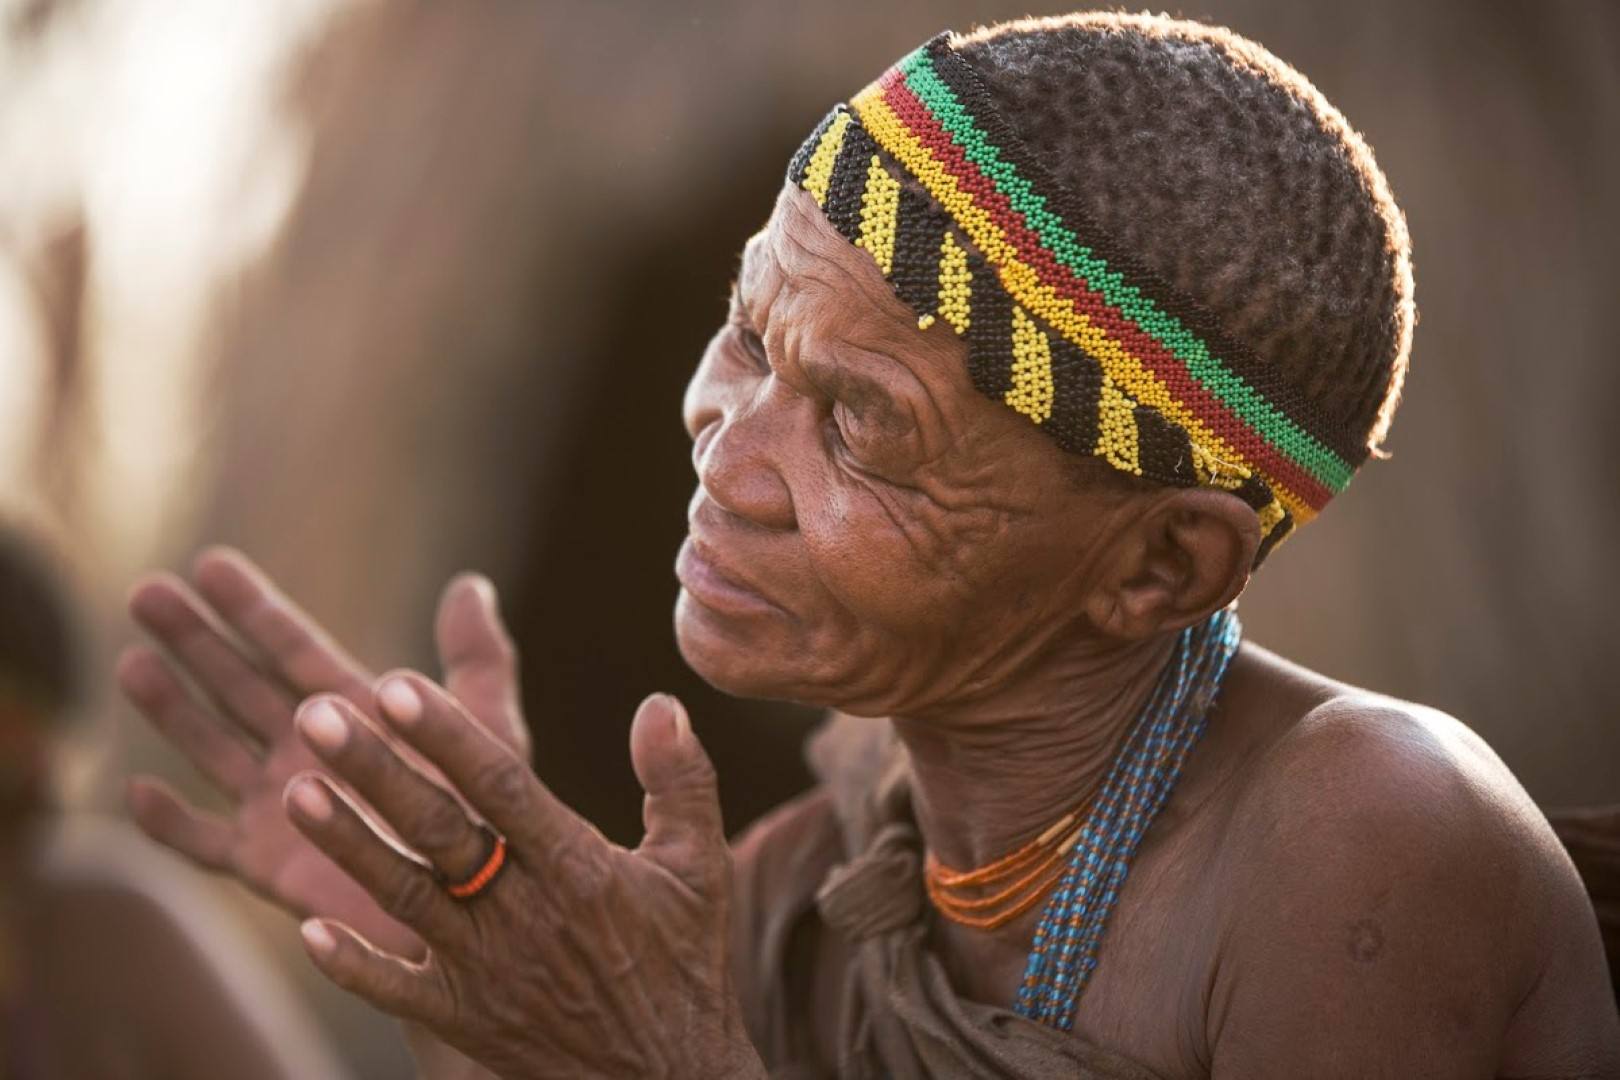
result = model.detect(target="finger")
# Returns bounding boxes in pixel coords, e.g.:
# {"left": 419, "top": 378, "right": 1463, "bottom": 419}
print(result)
{"left": 375, "top": 671, "right": 573, "bottom": 855}
{"left": 125, "top": 776, "right": 234, "bottom": 873}
{"left": 299, "top": 918, "right": 446, "bottom": 1025}
{"left": 117, "top": 645, "right": 259, "bottom": 798}
{"left": 284, "top": 772, "right": 461, "bottom": 944}
{"left": 295, "top": 695, "right": 490, "bottom": 882}
{"left": 435, "top": 573, "right": 526, "bottom": 757}
{"left": 128, "top": 574, "right": 291, "bottom": 742}
{"left": 629, "top": 694, "right": 727, "bottom": 889}
{"left": 192, "top": 547, "right": 373, "bottom": 703}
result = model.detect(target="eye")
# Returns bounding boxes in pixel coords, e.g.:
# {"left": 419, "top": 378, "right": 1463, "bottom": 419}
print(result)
{"left": 740, "top": 327, "right": 769, "bottom": 372}
{"left": 828, "top": 402, "right": 871, "bottom": 459}
{"left": 728, "top": 317, "right": 770, "bottom": 375}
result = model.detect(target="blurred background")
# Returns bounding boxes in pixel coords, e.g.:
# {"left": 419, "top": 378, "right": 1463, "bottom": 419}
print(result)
{"left": 0, "top": 0, "right": 1615, "bottom": 1074}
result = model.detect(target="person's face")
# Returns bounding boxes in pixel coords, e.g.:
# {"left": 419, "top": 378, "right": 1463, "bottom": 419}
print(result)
{"left": 676, "top": 185, "right": 1140, "bottom": 717}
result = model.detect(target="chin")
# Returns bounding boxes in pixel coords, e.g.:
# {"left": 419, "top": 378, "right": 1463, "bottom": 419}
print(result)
{"left": 675, "top": 591, "right": 834, "bottom": 703}
{"left": 675, "top": 591, "right": 782, "bottom": 697}
{"left": 674, "top": 592, "right": 885, "bottom": 712}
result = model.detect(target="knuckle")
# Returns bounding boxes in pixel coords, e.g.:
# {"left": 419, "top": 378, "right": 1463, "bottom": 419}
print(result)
{"left": 469, "top": 756, "right": 532, "bottom": 809}
{"left": 383, "top": 867, "right": 439, "bottom": 925}
{"left": 677, "top": 837, "right": 731, "bottom": 897}
{"left": 681, "top": 751, "right": 719, "bottom": 789}
{"left": 412, "top": 798, "right": 470, "bottom": 856}
{"left": 550, "top": 828, "right": 611, "bottom": 901}
{"left": 702, "top": 844, "right": 734, "bottom": 892}
{"left": 487, "top": 631, "right": 517, "bottom": 671}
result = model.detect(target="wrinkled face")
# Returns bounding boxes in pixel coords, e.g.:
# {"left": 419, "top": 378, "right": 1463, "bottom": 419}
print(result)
{"left": 675, "top": 185, "right": 1139, "bottom": 717}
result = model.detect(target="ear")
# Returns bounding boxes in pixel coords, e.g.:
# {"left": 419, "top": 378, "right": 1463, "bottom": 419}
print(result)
{"left": 1083, "top": 487, "right": 1259, "bottom": 640}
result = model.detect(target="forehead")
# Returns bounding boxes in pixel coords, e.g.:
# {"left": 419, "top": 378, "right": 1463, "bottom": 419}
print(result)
{"left": 738, "top": 185, "right": 956, "bottom": 365}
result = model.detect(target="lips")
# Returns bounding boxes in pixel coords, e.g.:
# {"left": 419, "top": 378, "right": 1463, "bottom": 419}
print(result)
{"left": 676, "top": 528, "right": 787, "bottom": 620}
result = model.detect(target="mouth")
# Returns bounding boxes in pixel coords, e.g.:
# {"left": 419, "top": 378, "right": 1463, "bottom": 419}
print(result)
{"left": 675, "top": 535, "right": 786, "bottom": 619}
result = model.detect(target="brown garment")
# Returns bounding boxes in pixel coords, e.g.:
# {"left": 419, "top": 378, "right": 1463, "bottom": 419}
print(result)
{"left": 731, "top": 715, "right": 1167, "bottom": 1080}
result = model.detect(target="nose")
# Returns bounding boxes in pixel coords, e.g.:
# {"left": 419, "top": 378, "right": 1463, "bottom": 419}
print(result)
{"left": 689, "top": 383, "right": 798, "bottom": 533}
{"left": 686, "top": 341, "right": 800, "bottom": 531}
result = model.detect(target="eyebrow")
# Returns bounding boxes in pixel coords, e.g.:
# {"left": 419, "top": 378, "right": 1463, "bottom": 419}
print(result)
{"left": 732, "top": 239, "right": 921, "bottom": 437}
{"left": 804, "top": 348, "right": 889, "bottom": 405}
{"left": 802, "top": 340, "right": 920, "bottom": 441}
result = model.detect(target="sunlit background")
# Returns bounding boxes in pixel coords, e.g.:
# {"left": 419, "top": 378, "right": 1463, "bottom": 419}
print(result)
{"left": 2, "top": 0, "right": 1616, "bottom": 1074}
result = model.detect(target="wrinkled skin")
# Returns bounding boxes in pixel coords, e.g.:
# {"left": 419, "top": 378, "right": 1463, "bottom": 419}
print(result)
{"left": 122, "top": 185, "right": 1620, "bottom": 1079}
{"left": 675, "top": 190, "right": 1218, "bottom": 717}
{"left": 283, "top": 680, "right": 752, "bottom": 1079}
{"left": 122, "top": 550, "right": 755, "bottom": 1078}
{"left": 121, "top": 551, "right": 530, "bottom": 960}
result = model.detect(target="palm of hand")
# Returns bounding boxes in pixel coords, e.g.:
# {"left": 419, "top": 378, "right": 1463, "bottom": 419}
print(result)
{"left": 123, "top": 552, "right": 759, "bottom": 1078}
{"left": 120, "top": 549, "right": 525, "bottom": 958}
{"left": 240, "top": 734, "right": 419, "bottom": 952}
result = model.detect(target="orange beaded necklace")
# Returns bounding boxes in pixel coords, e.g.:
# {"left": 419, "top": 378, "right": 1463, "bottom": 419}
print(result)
{"left": 924, "top": 803, "right": 1091, "bottom": 931}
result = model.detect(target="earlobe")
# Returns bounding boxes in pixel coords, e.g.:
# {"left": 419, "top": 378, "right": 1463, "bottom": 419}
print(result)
{"left": 1161, "top": 489, "right": 1258, "bottom": 625}
{"left": 1084, "top": 490, "right": 1258, "bottom": 640}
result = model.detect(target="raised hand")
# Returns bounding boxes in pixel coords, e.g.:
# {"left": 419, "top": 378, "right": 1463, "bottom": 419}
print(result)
{"left": 119, "top": 548, "right": 528, "bottom": 957}
{"left": 284, "top": 676, "right": 762, "bottom": 1080}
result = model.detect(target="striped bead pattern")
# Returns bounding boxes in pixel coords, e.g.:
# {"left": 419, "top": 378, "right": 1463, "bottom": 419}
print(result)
{"left": 1015, "top": 607, "right": 1242, "bottom": 1028}
{"left": 787, "top": 35, "right": 1374, "bottom": 562}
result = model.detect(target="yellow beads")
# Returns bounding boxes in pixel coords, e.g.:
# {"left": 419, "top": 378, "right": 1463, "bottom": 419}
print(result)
{"left": 851, "top": 89, "right": 1316, "bottom": 527}
{"left": 1096, "top": 373, "right": 1142, "bottom": 474}
{"left": 1006, "top": 305, "right": 1054, "bottom": 424}
{"left": 801, "top": 110, "right": 851, "bottom": 207}
{"left": 938, "top": 232, "right": 972, "bottom": 333}
{"left": 918, "top": 313, "right": 937, "bottom": 329}
{"left": 1190, "top": 443, "right": 1250, "bottom": 491}
{"left": 1255, "top": 498, "right": 1287, "bottom": 538}
{"left": 855, "top": 155, "right": 900, "bottom": 275}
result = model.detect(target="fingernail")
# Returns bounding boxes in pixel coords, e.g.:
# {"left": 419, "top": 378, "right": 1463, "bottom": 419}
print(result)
{"left": 665, "top": 695, "right": 692, "bottom": 745}
{"left": 301, "top": 919, "right": 336, "bottom": 957}
{"left": 469, "top": 574, "right": 497, "bottom": 609}
{"left": 378, "top": 678, "right": 422, "bottom": 726}
{"left": 299, "top": 700, "right": 349, "bottom": 752}
{"left": 290, "top": 777, "right": 333, "bottom": 821}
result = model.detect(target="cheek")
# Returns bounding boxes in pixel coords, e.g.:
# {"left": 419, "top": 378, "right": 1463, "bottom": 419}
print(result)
{"left": 770, "top": 473, "right": 1087, "bottom": 715}
{"left": 673, "top": 447, "right": 1075, "bottom": 711}
{"left": 823, "top": 478, "right": 990, "bottom": 600}
{"left": 673, "top": 472, "right": 977, "bottom": 708}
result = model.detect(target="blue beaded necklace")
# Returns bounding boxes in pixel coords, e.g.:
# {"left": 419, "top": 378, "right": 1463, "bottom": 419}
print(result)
{"left": 1012, "top": 607, "right": 1242, "bottom": 1029}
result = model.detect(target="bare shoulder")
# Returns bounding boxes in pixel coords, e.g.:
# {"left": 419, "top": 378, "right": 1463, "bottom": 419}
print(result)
{"left": 1221, "top": 690, "right": 1560, "bottom": 989}
{"left": 1234, "top": 690, "right": 1561, "bottom": 890}
{"left": 1207, "top": 690, "right": 1620, "bottom": 1075}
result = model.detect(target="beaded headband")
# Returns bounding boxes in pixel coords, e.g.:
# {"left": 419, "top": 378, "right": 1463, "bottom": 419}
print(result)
{"left": 787, "top": 34, "right": 1370, "bottom": 564}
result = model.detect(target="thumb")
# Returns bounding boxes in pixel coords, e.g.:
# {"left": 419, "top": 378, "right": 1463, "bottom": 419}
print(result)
{"left": 434, "top": 573, "right": 528, "bottom": 758}
{"left": 630, "top": 693, "right": 726, "bottom": 890}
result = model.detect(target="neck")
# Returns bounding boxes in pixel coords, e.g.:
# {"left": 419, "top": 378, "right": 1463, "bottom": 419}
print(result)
{"left": 893, "top": 629, "right": 1178, "bottom": 873}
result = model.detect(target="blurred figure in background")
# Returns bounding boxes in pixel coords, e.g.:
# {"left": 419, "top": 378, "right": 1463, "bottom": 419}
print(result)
{"left": 0, "top": 529, "right": 345, "bottom": 1079}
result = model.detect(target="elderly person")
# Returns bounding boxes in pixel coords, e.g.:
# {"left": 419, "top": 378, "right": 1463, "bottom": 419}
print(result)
{"left": 119, "top": 14, "right": 1618, "bottom": 1079}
